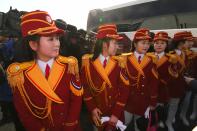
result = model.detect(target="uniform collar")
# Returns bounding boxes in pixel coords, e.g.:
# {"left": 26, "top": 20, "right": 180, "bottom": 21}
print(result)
{"left": 175, "top": 49, "right": 182, "bottom": 56}
{"left": 134, "top": 51, "right": 144, "bottom": 59}
{"left": 37, "top": 58, "right": 54, "bottom": 75}
{"left": 99, "top": 54, "right": 109, "bottom": 64}
{"left": 155, "top": 51, "right": 165, "bottom": 59}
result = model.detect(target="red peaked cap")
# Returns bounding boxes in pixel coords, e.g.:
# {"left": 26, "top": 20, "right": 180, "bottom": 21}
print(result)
{"left": 96, "top": 24, "right": 122, "bottom": 40}
{"left": 154, "top": 31, "right": 169, "bottom": 42}
{"left": 21, "top": 10, "right": 64, "bottom": 37}
{"left": 133, "top": 28, "right": 151, "bottom": 41}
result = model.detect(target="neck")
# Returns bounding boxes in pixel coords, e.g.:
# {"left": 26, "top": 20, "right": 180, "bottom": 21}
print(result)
{"left": 37, "top": 56, "right": 53, "bottom": 62}
{"left": 135, "top": 50, "right": 144, "bottom": 54}
{"left": 156, "top": 51, "right": 164, "bottom": 54}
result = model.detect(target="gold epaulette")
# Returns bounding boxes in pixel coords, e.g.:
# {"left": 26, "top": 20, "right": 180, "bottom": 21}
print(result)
{"left": 146, "top": 52, "right": 158, "bottom": 64}
{"left": 57, "top": 56, "right": 83, "bottom": 96}
{"left": 121, "top": 52, "right": 133, "bottom": 56}
{"left": 57, "top": 56, "right": 79, "bottom": 76}
{"left": 169, "top": 51, "right": 176, "bottom": 54}
{"left": 112, "top": 55, "right": 127, "bottom": 68}
{"left": 7, "top": 61, "right": 34, "bottom": 92}
{"left": 166, "top": 53, "right": 178, "bottom": 64}
{"left": 82, "top": 54, "right": 93, "bottom": 68}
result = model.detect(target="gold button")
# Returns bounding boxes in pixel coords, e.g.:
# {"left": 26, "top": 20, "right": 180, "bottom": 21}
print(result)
{"left": 141, "top": 92, "right": 144, "bottom": 95}
{"left": 109, "top": 96, "right": 111, "bottom": 99}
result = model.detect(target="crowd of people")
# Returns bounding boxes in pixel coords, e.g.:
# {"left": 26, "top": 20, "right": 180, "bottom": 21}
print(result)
{"left": 0, "top": 10, "right": 197, "bottom": 131}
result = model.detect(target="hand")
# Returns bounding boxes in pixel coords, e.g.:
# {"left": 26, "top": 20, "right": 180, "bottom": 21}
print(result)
{"left": 92, "top": 108, "right": 102, "bottom": 126}
{"left": 109, "top": 115, "right": 118, "bottom": 126}
{"left": 184, "top": 76, "right": 195, "bottom": 84}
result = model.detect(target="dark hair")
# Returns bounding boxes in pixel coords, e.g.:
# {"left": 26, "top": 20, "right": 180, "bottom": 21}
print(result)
{"left": 169, "top": 39, "right": 186, "bottom": 51}
{"left": 14, "top": 35, "right": 40, "bottom": 62}
{"left": 92, "top": 38, "right": 111, "bottom": 61}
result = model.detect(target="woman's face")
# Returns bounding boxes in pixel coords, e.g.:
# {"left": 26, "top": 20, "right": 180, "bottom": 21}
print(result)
{"left": 154, "top": 40, "right": 167, "bottom": 53}
{"left": 103, "top": 39, "right": 118, "bottom": 56}
{"left": 107, "top": 39, "right": 118, "bottom": 56}
{"left": 135, "top": 40, "right": 150, "bottom": 54}
{"left": 183, "top": 40, "right": 194, "bottom": 49}
{"left": 29, "top": 35, "right": 60, "bottom": 61}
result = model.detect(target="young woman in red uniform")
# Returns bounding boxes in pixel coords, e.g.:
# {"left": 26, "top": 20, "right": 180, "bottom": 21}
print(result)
{"left": 124, "top": 28, "right": 158, "bottom": 131}
{"left": 153, "top": 31, "right": 178, "bottom": 128}
{"left": 179, "top": 31, "right": 197, "bottom": 126}
{"left": 7, "top": 10, "right": 83, "bottom": 131}
{"left": 81, "top": 24, "right": 130, "bottom": 131}
{"left": 166, "top": 31, "right": 191, "bottom": 131}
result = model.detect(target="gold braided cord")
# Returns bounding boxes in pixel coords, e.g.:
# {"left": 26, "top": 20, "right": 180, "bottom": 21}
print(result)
{"left": 85, "top": 63, "right": 106, "bottom": 95}
{"left": 19, "top": 84, "right": 52, "bottom": 119}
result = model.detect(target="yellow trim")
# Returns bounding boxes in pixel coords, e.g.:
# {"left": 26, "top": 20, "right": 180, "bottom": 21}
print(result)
{"left": 70, "top": 81, "right": 83, "bottom": 96}
{"left": 116, "top": 102, "right": 126, "bottom": 107}
{"left": 21, "top": 11, "right": 47, "bottom": 19}
{"left": 83, "top": 97, "right": 93, "bottom": 101}
{"left": 48, "top": 60, "right": 65, "bottom": 90}
{"left": 166, "top": 53, "right": 178, "bottom": 64}
{"left": 98, "top": 24, "right": 116, "bottom": 29}
{"left": 98, "top": 28, "right": 117, "bottom": 33}
{"left": 65, "top": 120, "right": 78, "bottom": 126}
{"left": 120, "top": 72, "right": 129, "bottom": 86}
{"left": 152, "top": 68, "right": 158, "bottom": 79}
{"left": 128, "top": 55, "right": 144, "bottom": 76}
{"left": 168, "top": 65, "right": 179, "bottom": 78}
{"left": 156, "top": 56, "right": 168, "bottom": 68}
{"left": 21, "top": 19, "right": 52, "bottom": 26}
{"left": 25, "top": 62, "right": 64, "bottom": 104}
{"left": 93, "top": 58, "right": 116, "bottom": 88}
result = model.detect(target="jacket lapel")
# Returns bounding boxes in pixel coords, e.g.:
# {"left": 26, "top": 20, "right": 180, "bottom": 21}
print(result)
{"left": 92, "top": 58, "right": 116, "bottom": 87}
{"left": 25, "top": 61, "right": 64, "bottom": 104}
{"left": 128, "top": 54, "right": 145, "bottom": 76}
{"left": 156, "top": 55, "right": 168, "bottom": 68}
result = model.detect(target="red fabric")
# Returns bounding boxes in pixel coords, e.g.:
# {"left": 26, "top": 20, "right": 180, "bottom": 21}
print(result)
{"left": 96, "top": 24, "right": 122, "bottom": 40}
{"left": 21, "top": 10, "right": 64, "bottom": 37}
{"left": 133, "top": 28, "right": 151, "bottom": 41}
{"left": 153, "top": 31, "right": 169, "bottom": 42}
{"left": 167, "top": 51, "right": 188, "bottom": 98}
{"left": 103, "top": 58, "right": 107, "bottom": 68}
{"left": 138, "top": 56, "right": 141, "bottom": 64}
{"left": 173, "top": 31, "right": 193, "bottom": 41}
{"left": 81, "top": 58, "right": 130, "bottom": 122}
{"left": 12, "top": 61, "right": 82, "bottom": 131}
{"left": 156, "top": 55, "right": 176, "bottom": 103}
{"left": 125, "top": 55, "right": 158, "bottom": 116}
{"left": 45, "top": 64, "right": 50, "bottom": 79}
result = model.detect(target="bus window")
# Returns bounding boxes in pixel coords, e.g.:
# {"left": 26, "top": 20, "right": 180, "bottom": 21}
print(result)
{"left": 177, "top": 12, "right": 197, "bottom": 28}
{"left": 140, "top": 15, "right": 178, "bottom": 30}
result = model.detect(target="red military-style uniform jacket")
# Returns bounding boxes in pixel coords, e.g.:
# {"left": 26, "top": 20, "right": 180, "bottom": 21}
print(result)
{"left": 81, "top": 54, "right": 130, "bottom": 123}
{"left": 168, "top": 51, "right": 188, "bottom": 98}
{"left": 184, "top": 49, "right": 197, "bottom": 78}
{"left": 155, "top": 53, "right": 178, "bottom": 103}
{"left": 124, "top": 53, "right": 158, "bottom": 116}
{"left": 7, "top": 56, "right": 83, "bottom": 131}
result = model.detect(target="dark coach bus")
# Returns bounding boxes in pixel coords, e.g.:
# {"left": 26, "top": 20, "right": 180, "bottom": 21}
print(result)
{"left": 87, "top": 0, "right": 197, "bottom": 33}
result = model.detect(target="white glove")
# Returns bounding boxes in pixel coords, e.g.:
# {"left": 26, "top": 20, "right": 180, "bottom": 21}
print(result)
{"left": 144, "top": 106, "right": 150, "bottom": 119}
{"left": 101, "top": 116, "right": 127, "bottom": 131}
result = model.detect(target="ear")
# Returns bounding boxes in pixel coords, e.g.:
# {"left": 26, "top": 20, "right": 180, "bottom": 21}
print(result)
{"left": 29, "top": 41, "right": 38, "bottom": 51}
